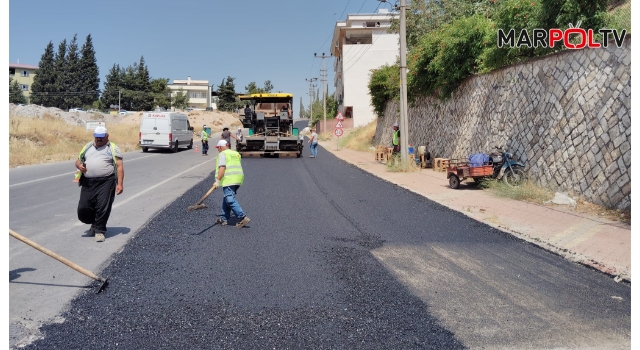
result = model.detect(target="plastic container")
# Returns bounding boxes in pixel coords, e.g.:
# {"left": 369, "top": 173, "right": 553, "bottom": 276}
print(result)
{"left": 408, "top": 144, "right": 414, "bottom": 154}
{"left": 248, "top": 129, "right": 254, "bottom": 136}
{"left": 292, "top": 127, "right": 299, "bottom": 136}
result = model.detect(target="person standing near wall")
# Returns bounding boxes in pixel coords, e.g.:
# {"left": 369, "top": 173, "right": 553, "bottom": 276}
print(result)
{"left": 392, "top": 122, "right": 401, "bottom": 154}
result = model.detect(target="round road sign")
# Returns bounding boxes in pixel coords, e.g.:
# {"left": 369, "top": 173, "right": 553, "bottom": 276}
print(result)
{"left": 334, "top": 128, "right": 344, "bottom": 137}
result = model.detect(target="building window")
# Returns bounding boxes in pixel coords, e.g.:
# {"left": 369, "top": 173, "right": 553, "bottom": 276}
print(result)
{"left": 21, "top": 70, "right": 30, "bottom": 77}
{"left": 20, "top": 84, "right": 29, "bottom": 91}
{"left": 188, "top": 91, "right": 207, "bottom": 99}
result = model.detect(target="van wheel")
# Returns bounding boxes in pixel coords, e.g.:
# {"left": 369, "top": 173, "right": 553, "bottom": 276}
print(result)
{"left": 142, "top": 147, "right": 149, "bottom": 153}
{"left": 187, "top": 139, "right": 193, "bottom": 149}
{"left": 172, "top": 141, "right": 178, "bottom": 153}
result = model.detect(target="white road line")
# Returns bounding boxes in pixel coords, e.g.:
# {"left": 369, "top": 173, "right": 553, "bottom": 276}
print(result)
{"left": 113, "top": 158, "right": 216, "bottom": 209}
{"left": 9, "top": 155, "right": 157, "bottom": 187}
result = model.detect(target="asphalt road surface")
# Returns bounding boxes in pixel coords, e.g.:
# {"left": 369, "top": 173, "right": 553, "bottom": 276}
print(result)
{"left": 11, "top": 122, "right": 630, "bottom": 349}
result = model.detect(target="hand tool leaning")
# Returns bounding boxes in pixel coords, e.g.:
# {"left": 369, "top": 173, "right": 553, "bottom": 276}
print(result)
{"left": 9, "top": 229, "right": 109, "bottom": 294}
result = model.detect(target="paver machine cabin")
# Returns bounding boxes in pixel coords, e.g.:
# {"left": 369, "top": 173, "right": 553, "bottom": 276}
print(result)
{"left": 238, "top": 93, "right": 303, "bottom": 157}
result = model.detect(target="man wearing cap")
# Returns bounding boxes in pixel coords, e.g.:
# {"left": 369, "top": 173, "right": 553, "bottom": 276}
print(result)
{"left": 201, "top": 125, "right": 210, "bottom": 155}
{"left": 74, "top": 126, "right": 124, "bottom": 242}
{"left": 213, "top": 140, "right": 250, "bottom": 228}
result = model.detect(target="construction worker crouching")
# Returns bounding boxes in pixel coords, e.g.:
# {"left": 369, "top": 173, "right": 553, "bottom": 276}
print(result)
{"left": 214, "top": 140, "right": 250, "bottom": 228}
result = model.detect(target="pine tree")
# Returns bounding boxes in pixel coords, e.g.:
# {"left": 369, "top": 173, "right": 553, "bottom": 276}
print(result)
{"left": 53, "top": 39, "right": 67, "bottom": 109}
{"left": 79, "top": 34, "right": 100, "bottom": 106}
{"left": 298, "top": 96, "right": 305, "bottom": 119}
{"left": 263, "top": 80, "right": 273, "bottom": 93}
{"left": 134, "top": 56, "right": 154, "bottom": 111}
{"left": 64, "top": 34, "right": 82, "bottom": 109}
{"left": 100, "top": 64, "right": 123, "bottom": 110}
{"left": 217, "top": 76, "right": 239, "bottom": 112}
{"left": 9, "top": 77, "right": 27, "bottom": 104}
{"left": 30, "top": 41, "right": 56, "bottom": 107}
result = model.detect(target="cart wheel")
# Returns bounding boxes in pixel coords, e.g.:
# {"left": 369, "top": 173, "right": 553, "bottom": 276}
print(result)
{"left": 449, "top": 175, "right": 461, "bottom": 189}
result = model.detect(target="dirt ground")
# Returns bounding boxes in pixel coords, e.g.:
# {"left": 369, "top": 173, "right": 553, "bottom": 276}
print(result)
{"left": 9, "top": 104, "right": 243, "bottom": 132}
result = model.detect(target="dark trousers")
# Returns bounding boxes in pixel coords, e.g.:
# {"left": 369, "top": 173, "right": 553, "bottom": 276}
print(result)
{"left": 202, "top": 140, "right": 209, "bottom": 154}
{"left": 393, "top": 144, "right": 400, "bottom": 153}
{"left": 77, "top": 175, "right": 116, "bottom": 234}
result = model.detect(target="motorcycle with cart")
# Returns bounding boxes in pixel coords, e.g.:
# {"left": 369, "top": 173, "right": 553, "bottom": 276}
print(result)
{"left": 446, "top": 146, "right": 526, "bottom": 189}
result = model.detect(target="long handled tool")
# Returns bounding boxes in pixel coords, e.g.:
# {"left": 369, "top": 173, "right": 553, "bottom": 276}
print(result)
{"left": 187, "top": 184, "right": 218, "bottom": 211}
{"left": 9, "top": 229, "right": 109, "bottom": 294}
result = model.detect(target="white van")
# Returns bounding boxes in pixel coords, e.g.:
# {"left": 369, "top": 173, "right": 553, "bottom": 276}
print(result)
{"left": 139, "top": 112, "right": 194, "bottom": 152}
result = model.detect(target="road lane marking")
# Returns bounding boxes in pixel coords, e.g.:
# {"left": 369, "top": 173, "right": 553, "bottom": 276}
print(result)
{"left": 112, "top": 159, "right": 216, "bottom": 209}
{"left": 10, "top": 155, "right": 158, "bottom": 187}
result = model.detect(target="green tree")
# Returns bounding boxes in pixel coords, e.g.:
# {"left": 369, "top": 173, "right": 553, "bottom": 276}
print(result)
{"left": 30, "top": 41, "right": 57, "bottom": 107}
{"left": 263, "top": 80, "right": 273, "bottom": 92}
{"left": 64, "top": 34, "right": 82, "bottom": 109}
{"left": 298, "top": 96, "right": 305, "bottom": 119}
{"left": 133, "top": 56, "right": 154, "bottom": 111}
{"left": 150, "top": 78, "right": 172, "bottom": 109}
{"left": 53, "top": 39, "right": 67, "bottom": 109}
{"left": 100, "top": 64, "right": 123, "bottom": 109}
{"left": 9, "top": 77, "right": 27, "bottom": 104}
{"left": 217, "top": 76, "right": 240, "bottom": 112}
{"left": 78, "top": 34, "right": 100, "bottom": 106}
{"left": 245, "top": 81, "right": 262, "bottom": 94}
{"left": 172, "top": 87, "right": 189, "bottom": 110}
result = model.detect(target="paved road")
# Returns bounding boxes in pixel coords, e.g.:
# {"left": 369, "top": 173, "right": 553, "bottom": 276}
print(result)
{"left": 11, "top": 122, "right": 630, "bottom": 349}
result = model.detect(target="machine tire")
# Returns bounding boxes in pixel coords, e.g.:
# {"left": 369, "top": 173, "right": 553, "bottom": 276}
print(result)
{"left": 172, "top": 141, "right": 178, "bottom": 153}
{"left": 142, "top": 147, "right": 149, "bottom": 153}
{"left": 503, "top": 167, "right": 526, "bottom": 187}
{"left": 187, "top": 139, "right": 193, "bottom": 149}
{"left": 449, "top": 175, "right": 461, "bottom": 189}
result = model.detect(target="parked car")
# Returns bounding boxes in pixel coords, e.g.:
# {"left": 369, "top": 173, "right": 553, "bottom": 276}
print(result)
{"left": 118, "top": 109, "right": 128, "bottom": 115}
{"left": 205, "top": 107, "right": 214, "bottom": 111}
{"left": 69, "top": 108, "right": 85, "bottom": 112}
{"left": 185, "top": 108, "right": 194, "bottom": 112}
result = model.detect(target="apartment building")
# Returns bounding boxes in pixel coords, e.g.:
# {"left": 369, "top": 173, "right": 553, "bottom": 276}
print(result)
{"left": 330, "top": 9, "right": 399, "bottom": 128}
{"left": 9, "top": 63, "right": 39, "bottom": 102}
{"left": 168, "top": 76, "right": 213, "bottom": 110}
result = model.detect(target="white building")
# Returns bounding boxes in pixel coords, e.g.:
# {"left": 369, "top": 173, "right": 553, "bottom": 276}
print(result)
{"left": 168, "top": 76, "right": 213, "bottom": 110}
{"left": 331, "top": 9, "right": 399, "bottom": 128}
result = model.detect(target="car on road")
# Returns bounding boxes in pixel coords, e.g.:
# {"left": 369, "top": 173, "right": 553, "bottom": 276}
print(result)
{"left": 185, "top": 108, "right": 194, "bottom": 112}
{"left": 118, "top": 109, "right": 128, "bottom": 115}
{"left": 69, "top": 108, "right": 85, "bottom": 112}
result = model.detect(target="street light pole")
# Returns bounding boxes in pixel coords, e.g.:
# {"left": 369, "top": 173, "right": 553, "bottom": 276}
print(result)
{"left": 315, "top": 53, "right": 331, "bottom": 133}
{"left": 118, "top": 89, "right": 122, "bottom": 112}
{"left": 399, "top": 0, "right": 409, "bottom": 164}
{"left": 305, "top": 77, "right": 317, "bottom": 122}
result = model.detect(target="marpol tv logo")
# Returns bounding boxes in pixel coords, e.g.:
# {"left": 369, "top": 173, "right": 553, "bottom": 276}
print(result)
{"left": 497, "top": 21, "right": 627, "bottom": 49}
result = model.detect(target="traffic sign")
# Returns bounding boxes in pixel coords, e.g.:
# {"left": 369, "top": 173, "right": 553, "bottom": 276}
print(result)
{"left": 334, "top": 128, "right": 344, "bottom": 137}
{"left": 335, "top": 112, "right": 344, "bottom": 120}
{"left": 335, "top": 121, "right": 343, "bottom": 129}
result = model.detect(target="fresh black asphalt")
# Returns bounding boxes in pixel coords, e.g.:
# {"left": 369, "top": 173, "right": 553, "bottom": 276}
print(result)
{"left": 22, "top": 125, "right": 630, "bottom": 349}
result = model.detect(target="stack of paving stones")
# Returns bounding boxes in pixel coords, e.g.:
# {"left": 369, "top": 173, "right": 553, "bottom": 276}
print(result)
{"left": 375, "top": 37, "right": 631, "bottom": 210}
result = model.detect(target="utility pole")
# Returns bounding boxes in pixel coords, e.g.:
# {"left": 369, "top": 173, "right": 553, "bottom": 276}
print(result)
{"left": 118, "top": 89, "right": 122, "bottom": 112}
{"left": 315, "top": 53, "right": 331, "bottom": 133}
{"left": 398, "top": 0, "right": 409, "bottom": 163}
{"left": 305, "top": 77, "right": 317, "bottom": 122}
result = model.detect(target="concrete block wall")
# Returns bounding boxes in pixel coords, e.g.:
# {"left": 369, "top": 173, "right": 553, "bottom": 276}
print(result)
{"left": 375, "top": 36, "right": 631, "bottom": 210}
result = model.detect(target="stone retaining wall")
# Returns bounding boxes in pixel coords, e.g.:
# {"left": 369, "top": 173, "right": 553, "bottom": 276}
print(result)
{"left": 375, "top": 36, "right": 631, "bottom": 210}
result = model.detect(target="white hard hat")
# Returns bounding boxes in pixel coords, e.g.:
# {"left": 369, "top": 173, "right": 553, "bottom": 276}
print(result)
{"left": 216, "top": 140, "right": 228, "bottom": 147}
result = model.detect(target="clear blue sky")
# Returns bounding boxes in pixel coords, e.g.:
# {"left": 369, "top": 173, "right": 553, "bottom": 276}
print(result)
{"left": 8, "top": 0, "right": 395, "bottom": 111}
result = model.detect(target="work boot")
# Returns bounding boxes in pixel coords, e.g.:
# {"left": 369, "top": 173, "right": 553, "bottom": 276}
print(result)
{"left": 95, "top": 233, "right": 105, "bottom": 242}
{"left": 215, "top": 218, "right": 227, "bottom": 226}
{"left": 236, "top": 216, "right": 250, "bottom": 228}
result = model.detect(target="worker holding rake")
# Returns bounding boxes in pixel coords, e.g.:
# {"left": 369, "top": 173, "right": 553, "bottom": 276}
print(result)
{"left": 213, "top": 140, "right": 250, "bottom": 228}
